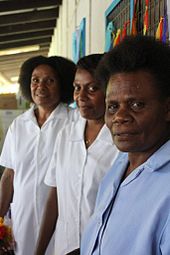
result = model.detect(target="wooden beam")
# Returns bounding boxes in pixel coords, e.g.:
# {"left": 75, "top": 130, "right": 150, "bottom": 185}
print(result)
{"left": 0, "top": 38, "right": 51, "bottom": 50}
{"left": 0, "top": 8, "right": 59, "bottom": 26}
{"left": 0, "top": 0, "right": 62, "bottom": 12}
{"left": 0, "top": 50, "right": 48, "bottom": 62}
{"left": 0, "top": 30, "right": 53, "bottom": 44}
{"left": 0, "top": 20, "right": 56, "bottom": 36}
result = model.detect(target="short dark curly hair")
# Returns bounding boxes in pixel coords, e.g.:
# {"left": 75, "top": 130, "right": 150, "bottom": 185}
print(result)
{"left": 18, "top": 55, "right": 76, "bottom": 104}
{"left": 76, "top": 53, "right": 104, "bottom": 78}
{"left": 96, "top": 35, "right": 170, "bottom": 98}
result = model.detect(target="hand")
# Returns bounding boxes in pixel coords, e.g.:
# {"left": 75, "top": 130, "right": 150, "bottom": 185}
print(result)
{"left": 0, "top": 245, "right": 14, "bottom": 254}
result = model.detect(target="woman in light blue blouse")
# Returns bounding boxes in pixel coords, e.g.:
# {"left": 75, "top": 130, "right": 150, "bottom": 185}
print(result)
{"left": 81, "top": 35, "right": 170, "bottom": 255}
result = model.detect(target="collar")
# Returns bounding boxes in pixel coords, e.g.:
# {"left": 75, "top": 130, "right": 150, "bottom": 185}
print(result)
{"left": 97, "top": 141, "right": 170, "bottom": 215}
{"left": 144, "top": 140, "right": 170, "bottom": 172}
{"left": 109, "top": 140, "right": 170, "bottom": 187}
{"left": 69, "top": 116, "right": 113, "bottom": 145}
{"left": 21, "top": 103, "right": 70, "bottom": 123}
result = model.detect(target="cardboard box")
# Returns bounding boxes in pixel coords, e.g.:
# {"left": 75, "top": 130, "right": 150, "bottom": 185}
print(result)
{"left": 0, "top": 93, "right": 17, "bottom": 109}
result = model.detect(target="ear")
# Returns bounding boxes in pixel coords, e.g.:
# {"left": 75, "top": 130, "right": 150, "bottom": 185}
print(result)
{"left": 165, "top": 97, "right": 170, "bottom": 122}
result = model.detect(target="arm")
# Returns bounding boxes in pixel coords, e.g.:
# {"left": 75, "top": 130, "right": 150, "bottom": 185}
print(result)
{"left": 160, "top": 213, "right": 170, "bottom": 254}
{"left": 0, "top": 168, "right": 14, "bottom": 217}
{"left": 34, "top": 186, "right": 58, "bottom": 255}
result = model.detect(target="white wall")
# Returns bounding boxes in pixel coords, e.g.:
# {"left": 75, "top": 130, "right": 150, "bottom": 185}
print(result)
{"left": 49, "top": 0, "right": 114, "bottom": 59}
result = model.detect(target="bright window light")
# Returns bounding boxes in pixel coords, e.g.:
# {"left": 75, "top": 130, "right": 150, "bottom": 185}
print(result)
{"left": 11, "top": 76, "right": 19, "bottom": 82}
{"left": 0, "top": 83, "right": 19, "bottom": 94}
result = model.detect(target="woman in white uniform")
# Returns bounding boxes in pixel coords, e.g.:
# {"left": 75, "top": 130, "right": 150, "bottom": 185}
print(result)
{"left": 35, "top": 54, "right": 119, "bottom": 255}
{"left": 0, "top": 55, "right": 78, "bottom": 255}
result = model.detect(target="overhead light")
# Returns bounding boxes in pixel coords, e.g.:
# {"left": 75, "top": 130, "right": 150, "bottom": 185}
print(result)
{"left": 0, "top": 45, "right": 40, "bottom": 56}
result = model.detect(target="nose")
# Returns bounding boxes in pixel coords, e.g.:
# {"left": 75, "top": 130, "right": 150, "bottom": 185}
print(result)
{"left": 78, "top": 89, "right": 88, "bottom": 101}
{"left": 112, "top": 106, "right": 132, "bottom": 124}
{"left": 37, "top": 79, "right": 47, "bottom": 88}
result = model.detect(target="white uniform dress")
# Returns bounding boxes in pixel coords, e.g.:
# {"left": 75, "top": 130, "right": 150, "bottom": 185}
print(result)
{"left": 0, "top": 103, "right": 79, "bottom": 255}
{"left": 45, "top": 116, "right": 119, "bottom": 255}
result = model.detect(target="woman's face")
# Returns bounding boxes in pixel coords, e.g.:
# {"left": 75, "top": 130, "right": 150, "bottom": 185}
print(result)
{"left": 105, "top": 71, "right": 170, "bottom": 154}
{"left": 73, "top": 68, "right": 105, "bottom": 120}
{"left": 30, "top": 64, "right": 60, "bottom": 109}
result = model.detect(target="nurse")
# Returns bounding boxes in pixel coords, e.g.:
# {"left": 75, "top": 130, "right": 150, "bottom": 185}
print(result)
{"left": 81, "top": 36, "right": 170, "bottom": 255}
{"left": 0, "top": 55, "right": 78, "bottom": 255}
{"left": 34, "top": 54, "right": 119, "bottom": 255}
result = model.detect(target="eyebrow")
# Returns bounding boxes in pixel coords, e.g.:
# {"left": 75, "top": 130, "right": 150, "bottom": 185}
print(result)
{"left": 73, "top": 81, "right": 96, "bottom": 86}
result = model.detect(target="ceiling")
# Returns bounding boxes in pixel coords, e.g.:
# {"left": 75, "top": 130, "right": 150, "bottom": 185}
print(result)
{"left": 0, "top": 0, "right": 62, "bottom": 88}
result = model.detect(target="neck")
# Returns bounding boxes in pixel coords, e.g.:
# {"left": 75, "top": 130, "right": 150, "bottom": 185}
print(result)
{"left": 121, "top": 154, "right": 147, "bottom": 181}
{"left": 34, "top": 105, "right": 57, "bottom": 127}
{"left": 84, "top": 118, "right": 104, "bottom": 148}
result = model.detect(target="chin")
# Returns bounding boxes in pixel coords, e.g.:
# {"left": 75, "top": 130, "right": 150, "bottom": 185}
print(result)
{"left": 80, "top": 111, "right": 91, "bottom": 119}
{"left": 114, "top": 143, "right": 133, "bottom": 153}
{"left": 117, "top": 147, "right": 129, "bottom": 153}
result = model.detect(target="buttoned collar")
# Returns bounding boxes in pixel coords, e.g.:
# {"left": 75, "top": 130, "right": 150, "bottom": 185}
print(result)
{"left": 97, "top": 140, "right": 170, "bottom": 213}
{"left": 21, "top": 103, "right": 70, "bottom": 124}
{"left": 69, "top": 116, "right": 113, "bottom": 145}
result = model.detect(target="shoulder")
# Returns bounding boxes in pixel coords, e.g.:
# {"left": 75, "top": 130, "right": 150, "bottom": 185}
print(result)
{"left": 57, "top": 115, "right": 85, "bottom": 140}
{"left": 55, "top": 103, "right": 80, "bottom": 122}
{"left": 102, "top": 152, "right": 127, "bottom": 180}
{"left": 67, "top": 106, "right": 80, "bottom": 121}
{"left": 6, "top": 108, "right": 32, "bottom": 131}
{"left": 148, "top": 141, "right": 170, "bottom": 183}
{"left": 95, "top": 153, "right": 127, "bottom": 200}
{"left": 99, "top": 124, "right": 114, "bottom": 145}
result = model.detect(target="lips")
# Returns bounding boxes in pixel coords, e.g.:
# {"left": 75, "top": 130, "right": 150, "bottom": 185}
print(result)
{"left": 35, "top": 92, "right": 48, "bottom": 98}
{"left": 113, "top": 130, "right": 138, "bottom": 137}
{"left": 78, "top": 102, "right": 89, "bottom": 106}
{"left": 111, "top": 127, "right": 139, "bottom": 137}
{"left": 78, "top": 104, "right": 92, "bottom": 110}
{"left": 80, "top": 105, "right": 90, "bottom": 109}
{"left": 116, "top": 132, "right": 132, "bottom": 136}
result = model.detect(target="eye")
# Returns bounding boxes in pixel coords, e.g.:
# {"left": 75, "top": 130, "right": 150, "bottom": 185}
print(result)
{"left": 31, "top": 77, "right": 39, "bottom": 85}
{"left": 45, "top": 78, "right": 56, "bottom": 85}
{"left": 31, "top": 77, "right": 56, "bottom": 86}
{"left": 130, "top": 101, "right": 145, "bottom": 111}
{"left": 107, "top": 103, "right": 119, "bottom": 114}
{"left": 88, "top": 85, "right": 98, "bottom": 92}
{"left": 73, "top": 84, "right": 81, "bottom": 92}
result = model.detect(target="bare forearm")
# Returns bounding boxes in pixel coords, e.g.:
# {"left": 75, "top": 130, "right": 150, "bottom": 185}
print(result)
{"left": 34, "top": 187, "right": 58, "bottom": 255}
{"left": 0, "top": 168, "right": 14, "bottom": 217}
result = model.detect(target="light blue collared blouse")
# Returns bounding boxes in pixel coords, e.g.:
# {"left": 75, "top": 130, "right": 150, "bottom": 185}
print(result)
{"left": 81, "top": 140, "right": 170, "bottom": 255}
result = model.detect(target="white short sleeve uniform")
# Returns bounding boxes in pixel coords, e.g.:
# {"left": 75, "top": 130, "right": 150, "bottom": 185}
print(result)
{"left": 45, "top": 116, "right": 119, "bottom": 255}
{"left": 0, "top": 103, "right": 79, "bottom": 255}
